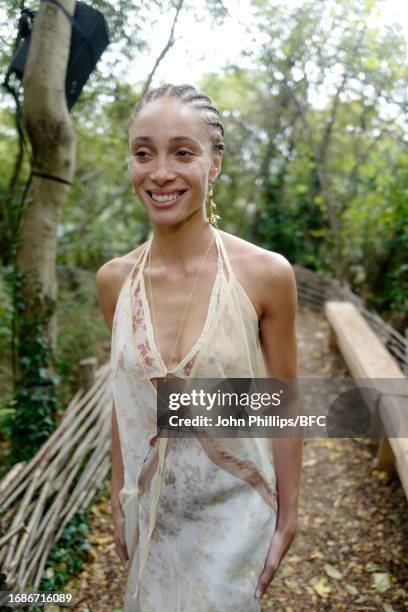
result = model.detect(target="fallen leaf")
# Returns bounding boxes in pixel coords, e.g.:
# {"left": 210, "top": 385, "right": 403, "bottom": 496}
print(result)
{"left": 96, "top": 536, "right": 112, "bottom": 545}
{"left": 310, "top": 549, "right": 323, "bottom": 560}
{"left": 372, "top": 572, "right": 391, "bottom": 592}
{"left": 345, "top": 584, "right": 359, "bottom": 597}
{"left": 365, "top": 561, "right": 381, "bottom": 573}
{"left": 324, "top": 563, "right": 342, "bottom": 580}
{"left": 303, "top": 459, "right": 318, "bottom": 467}
{"left": 313, "top": 577, "right": 331, "bottom": 598}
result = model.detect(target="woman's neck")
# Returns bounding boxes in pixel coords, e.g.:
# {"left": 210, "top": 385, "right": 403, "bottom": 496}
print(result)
{"left": 149, "top": 213, "right": 216, "bottom": 273}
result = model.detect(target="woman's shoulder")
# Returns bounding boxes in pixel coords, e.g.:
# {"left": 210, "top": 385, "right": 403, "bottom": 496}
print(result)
{"left": 217, "top": 229, "right": 296, "bottom": 320}
{"left": 95, "top": 241, "right": 148, "bottom": 331}
{"left": 218, "top": 229, "right": 294, "bottom": 283}
{"left": 96, "top": 241, "right": 148, "bottom": 285}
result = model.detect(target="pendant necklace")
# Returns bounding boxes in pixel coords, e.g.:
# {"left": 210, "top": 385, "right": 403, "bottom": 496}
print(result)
{"left": 147, "top": 228, "right": 216, "bottom": 380}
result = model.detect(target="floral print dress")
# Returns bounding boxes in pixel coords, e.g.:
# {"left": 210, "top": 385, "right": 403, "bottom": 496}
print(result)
{"left": 111, "top": 228, "right": 278, "bottom": 611}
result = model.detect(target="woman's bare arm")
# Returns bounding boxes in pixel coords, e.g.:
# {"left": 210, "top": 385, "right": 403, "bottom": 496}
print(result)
{"left": 255, "top": 251, "right": 303, "bottom": 599}
{"left": 96, "top": 259, "right": 129, "bottom": 567}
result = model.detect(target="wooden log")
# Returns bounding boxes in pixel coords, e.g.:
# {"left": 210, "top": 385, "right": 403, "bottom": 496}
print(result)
{"left": 23, "top": 465, "right": 78, "bottom": 588}
{"left": 16, "top": 480, "right": 52, "bottom": 587}
{"left": 0, "top": 463, "right": 25, "bottom": 498}
{"left": 0, "top": 524, "right": 27, "bottom": 549}
{"left": 0, "top": 363, "right": 112, "bottom": 587}
{"left": 325, "top": 301, "right": 408, "bottom": 499}
{"left": 0, "top": 375, "right": 110, "bottom": 510}
{"left": 81, "top": 456, "right": 111, "bottom": 509}
{"left": 3, "top": 468, "right": 41, "bottom": 572}
{"left": 55, "top": 446, "right": 110, "bottom": 542}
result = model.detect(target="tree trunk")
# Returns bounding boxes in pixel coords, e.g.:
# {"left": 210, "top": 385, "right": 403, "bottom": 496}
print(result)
{"left": 18, "top": 0, "right": 76, "bottom": 359}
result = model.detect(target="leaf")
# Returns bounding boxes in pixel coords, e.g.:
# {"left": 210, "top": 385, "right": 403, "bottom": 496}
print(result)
{"left": 324, "top": 563, "right": 342, "bottom": 580}
{"left": 95, "top": 536, "right": 112, "bottom": 545}
{"left": 313, "top": 577, "right": 331, "bottom": 598}
{"left": 345, "top": 584, "right": 359, "bottom": 597}
{"left": 389, "top": 513, "right": 401, "bottom": 525}
{"left": 365, "top": 561, "right": 381, "bottom": 572}
{"left": 310, "top": 549, "right": 323, "bottom": 560}
{"left": 296, "top": 184, "right": 308, "bottom": 194}
{"left": 372, "top": 572, "right": 392, "bottom": 593}
{"left": 371, "top": 469, "right": 391, "bottom": 483}
{"left": 302, "top": 458, "right": 317, "bottom": 467}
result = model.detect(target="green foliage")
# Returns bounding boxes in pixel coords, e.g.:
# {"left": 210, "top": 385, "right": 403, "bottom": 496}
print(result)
{"left": 55, "top": 267, "right": 110, "bottom": 405}
{"left": 0, "top": 271, "right": 13, "bottom": 411}
{"left": 38, "top": 508, "right": 92, "bottom": 594}
{"left": 202, "top": 0, "right": 407, "bottom": 326}
{"left": 31, "top": 480, "right": 108, "bottom": 607}
{"left": 3, "top": 265, "right": 60, "bottom": 463}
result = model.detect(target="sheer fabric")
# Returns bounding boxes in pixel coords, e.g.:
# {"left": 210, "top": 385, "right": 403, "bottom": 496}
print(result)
{"left": 111, "top": 228, "right": 277, "bottom": 611}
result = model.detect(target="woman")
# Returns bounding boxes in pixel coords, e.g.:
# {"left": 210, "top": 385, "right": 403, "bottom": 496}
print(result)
{"left": 96, "top": 83, "right": 303, "bottom": 611}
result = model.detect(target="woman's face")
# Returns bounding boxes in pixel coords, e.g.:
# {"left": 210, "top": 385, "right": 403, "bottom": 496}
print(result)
{"left": 128, "top": 96, "right": 222, "bottom": 226}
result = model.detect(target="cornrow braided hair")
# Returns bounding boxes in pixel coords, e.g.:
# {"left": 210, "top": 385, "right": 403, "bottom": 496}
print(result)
{"left": 128, "top": 83, "right": 225, "bottom": 153}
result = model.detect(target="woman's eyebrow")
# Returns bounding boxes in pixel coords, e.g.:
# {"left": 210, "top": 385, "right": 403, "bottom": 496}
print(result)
{"left": 130, "top": 136, "right": 201, "bottom": 147}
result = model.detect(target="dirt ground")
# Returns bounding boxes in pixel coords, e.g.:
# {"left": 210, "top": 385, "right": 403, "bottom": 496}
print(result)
{"left": 63, "top": 305, "right": 408, "bottom": 611}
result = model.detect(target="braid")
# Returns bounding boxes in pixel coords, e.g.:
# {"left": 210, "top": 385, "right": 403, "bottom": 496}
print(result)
{"left": 129, "top": 83, "right": 225, "bottom": 152}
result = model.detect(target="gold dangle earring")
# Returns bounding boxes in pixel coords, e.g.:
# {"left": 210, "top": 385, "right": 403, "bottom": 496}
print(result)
{"left": 206, "top": 181, "right": 221, "bottom": 228}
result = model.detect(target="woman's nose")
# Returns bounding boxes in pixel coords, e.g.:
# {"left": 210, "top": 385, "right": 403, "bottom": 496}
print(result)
{"left": 150, "top": 158, "right": 176, "bottom": 182}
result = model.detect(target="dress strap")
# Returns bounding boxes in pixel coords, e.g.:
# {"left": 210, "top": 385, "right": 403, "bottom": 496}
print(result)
{"left": 214, "top": 229, "right": 255, "bottom": 378}
{"left": 129, "top": 237, "right": 152, "bottom": 290}
{"left": 214, "top": 228, "right": 234, "bottom": 279}
{"left": 215, "top": 233, "right": 223, "bottom": 273}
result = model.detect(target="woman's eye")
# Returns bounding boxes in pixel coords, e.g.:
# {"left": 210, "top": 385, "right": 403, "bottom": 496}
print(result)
{"left": 177, "top": 150, "right": 193, "bottom": 158}
{"left": 132, "top": 150, "right": 193, "bottom": 159}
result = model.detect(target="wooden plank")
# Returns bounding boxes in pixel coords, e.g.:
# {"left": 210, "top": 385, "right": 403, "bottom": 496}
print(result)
{"left": 325, "top": 302, "right": 403, "bottom": 379}
{"left": 324, "top": 301, "right": 408, "bottom": 499}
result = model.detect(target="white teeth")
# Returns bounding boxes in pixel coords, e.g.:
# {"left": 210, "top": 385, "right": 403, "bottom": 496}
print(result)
{"left": 150, "top": 191, "right": 182, "bottom": 202}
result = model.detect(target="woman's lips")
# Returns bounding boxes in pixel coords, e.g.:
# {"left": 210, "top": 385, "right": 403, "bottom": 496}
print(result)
{"left": 145, "top": 190, "right": 187, "bottom": 209}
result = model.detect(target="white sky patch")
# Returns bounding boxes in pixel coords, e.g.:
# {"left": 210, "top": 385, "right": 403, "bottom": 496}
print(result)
{"left": 0, "top": 0, "right": 407, "bottom": 109}
{"left": 117, "top": 0, "right": 408, "bottom": 90}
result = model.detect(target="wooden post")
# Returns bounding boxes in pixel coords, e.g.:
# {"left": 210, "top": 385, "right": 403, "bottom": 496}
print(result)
{"left": 78, "top": 357, "right": 97, "bottom": 392}
{"left": 377, "top": 437, "right": 395, "bottom": 471}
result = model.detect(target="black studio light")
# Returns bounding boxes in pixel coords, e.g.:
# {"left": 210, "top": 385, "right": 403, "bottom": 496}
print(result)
{"left": 4, "top": 0, "right": 110, "bottom": 109}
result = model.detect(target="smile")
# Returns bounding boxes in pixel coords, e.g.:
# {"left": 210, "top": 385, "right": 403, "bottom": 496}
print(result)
{"left": 145, "top": 190, "right": 187, "bottom": 208}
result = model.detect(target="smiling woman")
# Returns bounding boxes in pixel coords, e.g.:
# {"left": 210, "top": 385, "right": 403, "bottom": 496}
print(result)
{"left": 96, "top": 83, "right": 303, "bottom": 611}
{"left": 127, "top": 86, "right": 224, "bottom": 228}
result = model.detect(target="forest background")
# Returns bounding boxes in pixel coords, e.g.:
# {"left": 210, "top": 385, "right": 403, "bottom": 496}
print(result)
{"left": 0, "top": 0, "right": 407, "bottom": 442}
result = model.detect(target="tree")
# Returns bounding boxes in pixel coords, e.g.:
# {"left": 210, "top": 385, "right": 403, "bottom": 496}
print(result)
{"left": 247, "top": 0, "right": 408, "bottom": 278}
{"left": 9, "top": 0, "right": 76, "bottom": 459}
{"left": 19, "top": 0, "right": 76, "bottom": 351}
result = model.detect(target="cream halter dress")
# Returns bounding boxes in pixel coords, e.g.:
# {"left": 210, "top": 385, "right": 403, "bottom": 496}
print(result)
{"left": 110, "top": 228, "right": 278, "bottom": 611}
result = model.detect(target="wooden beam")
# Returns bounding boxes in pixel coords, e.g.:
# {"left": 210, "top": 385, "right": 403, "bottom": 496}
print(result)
{"left": 325, "top": 301, "right": 408, "bottom": 499}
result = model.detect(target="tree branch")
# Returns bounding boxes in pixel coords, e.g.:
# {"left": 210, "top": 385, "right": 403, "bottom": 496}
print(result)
{"left": 140, "top": 0, "right": 184, "bottom": 97}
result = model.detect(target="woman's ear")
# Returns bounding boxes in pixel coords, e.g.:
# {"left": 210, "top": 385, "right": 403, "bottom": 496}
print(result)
{"left": 210, "top": 152, "right": 223, "bottom": 182}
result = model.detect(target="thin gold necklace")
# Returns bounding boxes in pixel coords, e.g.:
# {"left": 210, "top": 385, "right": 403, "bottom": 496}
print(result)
{"left": 147, "top": 228, "right": 216, "bottom": 378}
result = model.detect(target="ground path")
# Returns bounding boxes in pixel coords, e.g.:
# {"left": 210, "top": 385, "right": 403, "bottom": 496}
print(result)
{"left": 64, "top": 305, "right": 408, "bottom": 611}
